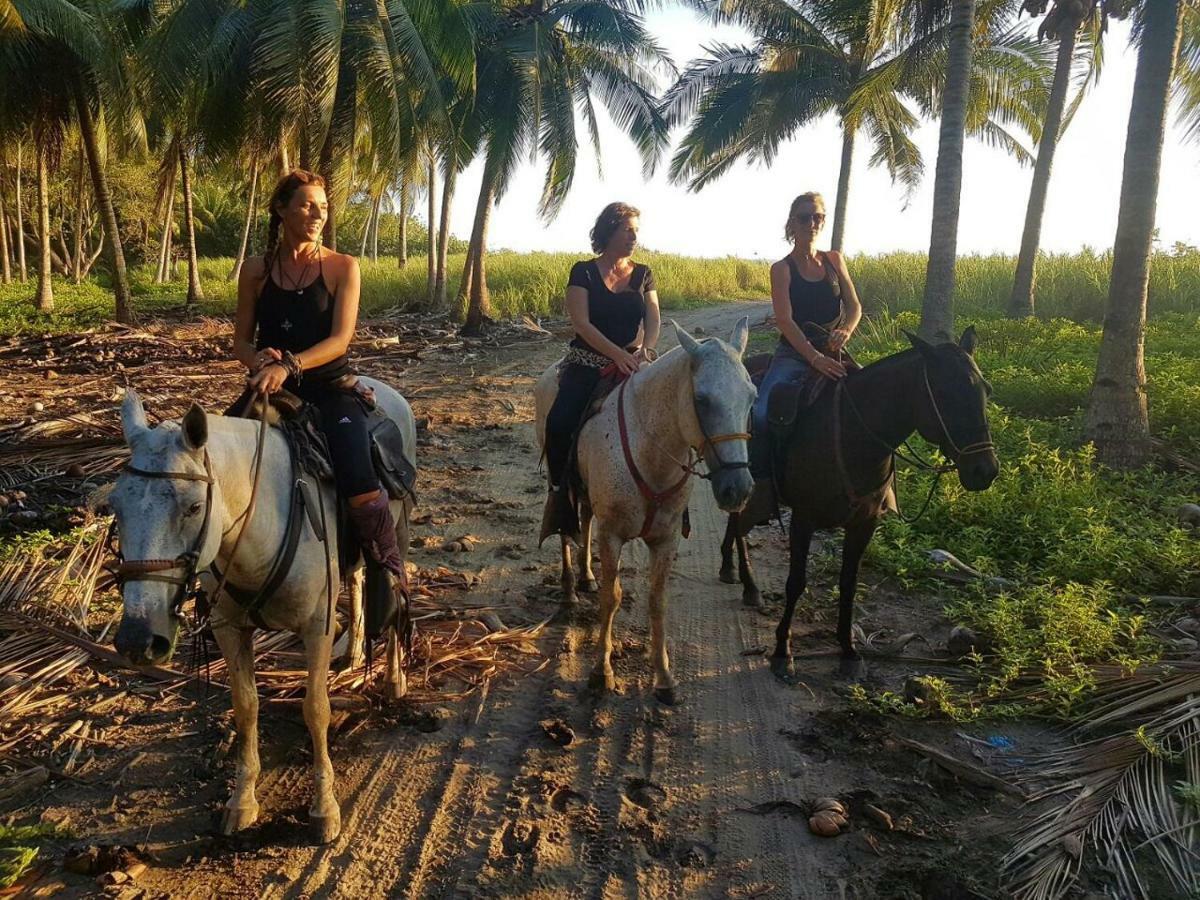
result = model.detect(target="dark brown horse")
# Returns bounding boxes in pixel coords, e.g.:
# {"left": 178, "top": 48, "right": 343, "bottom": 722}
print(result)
{"left": 721, "top": 328, "right": 999, "bottom": 676}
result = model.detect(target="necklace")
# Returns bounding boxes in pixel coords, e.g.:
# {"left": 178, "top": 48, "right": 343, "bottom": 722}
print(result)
{"left": 278, "top": 247, "right": 319, "bottom": 294}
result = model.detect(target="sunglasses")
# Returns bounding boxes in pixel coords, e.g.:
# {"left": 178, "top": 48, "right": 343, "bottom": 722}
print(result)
{"left": 795, "top": 213, "right": 825, "bottom": 225}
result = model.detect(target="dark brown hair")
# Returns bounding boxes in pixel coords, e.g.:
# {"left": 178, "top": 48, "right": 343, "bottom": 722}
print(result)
{"left": 784, "top": 192, "right": 826, "bottom": 242}
{"left": 590, "top": 202, "right": 640, "bottom": 253}
{"left": 265, "top": 169, "right": 327, "bottom": 265}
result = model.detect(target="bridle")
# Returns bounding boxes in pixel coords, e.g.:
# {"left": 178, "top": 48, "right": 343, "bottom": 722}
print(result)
{"left": 834, "top": 357, "right": 994, "bottom": 522}
{"left": 616, "top": 367, "right": 751, "bottom": 539}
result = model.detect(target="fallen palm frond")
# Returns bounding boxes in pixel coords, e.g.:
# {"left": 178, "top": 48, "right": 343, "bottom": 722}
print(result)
{"left": 1002, "top": 662, "right": 1200, "bottom": 900}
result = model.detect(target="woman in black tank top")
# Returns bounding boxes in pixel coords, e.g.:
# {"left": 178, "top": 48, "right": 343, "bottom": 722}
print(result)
{"left": 749, "top": 192, "right": 863, "bottom": 478}
{"left": 233, "top": 169, "right": 406, "bottom": 588}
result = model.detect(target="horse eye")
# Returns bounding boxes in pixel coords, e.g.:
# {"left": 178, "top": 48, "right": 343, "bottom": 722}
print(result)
{"left": 186, "top": 502, "right": 203, "bottom": 517}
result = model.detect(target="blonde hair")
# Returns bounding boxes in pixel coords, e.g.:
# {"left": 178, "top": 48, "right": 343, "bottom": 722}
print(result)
{"left": 784, "top": 192, "right": 827, "bottom": 242}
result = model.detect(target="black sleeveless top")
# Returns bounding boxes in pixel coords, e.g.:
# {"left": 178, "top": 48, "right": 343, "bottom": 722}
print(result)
{"left": 255, "top": 253, "right": 351, "bottom": 384}
{"left": 782, "top": 253, "right": 842, "bottom": 346}
{"left": 567, "top": 259, "right": 655, "bottom": 354}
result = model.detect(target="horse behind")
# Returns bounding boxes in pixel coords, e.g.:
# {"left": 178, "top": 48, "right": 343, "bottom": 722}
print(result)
{"left": 723, "top": 328, "right": 998, "bottom": 676}
{"left": 110, "top": 379, "right": 415, "bottom": 843}
{"left": 535, "top": 320, "right": 757, "bottom": 703}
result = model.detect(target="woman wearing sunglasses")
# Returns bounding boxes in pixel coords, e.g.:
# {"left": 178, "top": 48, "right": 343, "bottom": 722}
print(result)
{"left": 750, "top": 192, "right": 863, "bottom": 478}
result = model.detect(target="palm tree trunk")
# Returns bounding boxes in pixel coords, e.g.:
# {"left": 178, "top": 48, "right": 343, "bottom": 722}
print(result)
{"left": 15, "top": 141, "right": 27, "bottom": 283}
{"left": 435, "top": 164, "right": 456, "bottom": 307}
{"left": 426, "top": 157, "right": 437, "bottom": 303}
{"left": 74, "top": 72, "right": 133, "bottom": 322}
{"left": 178, "top": 143, "right": 204, "bottom": 306}
{"left": 919, "top": 0, "right": 976, "bottom": 342}
{"left": 155, "top": 167, "right": 176, "bottom": 284}
{"left": 830, "top": 122, "right": 855, "bottom": 253}
{"left": 279, "top": 136, "right": 291, "bottom": 176}
{"left": 228, "top": 160, "right": 259, "bottom": 281}
{"left": 318, "top": 50, "right": 358, "bottom": 251}
{"left": 1084, "top": 0, "right": 1181, "bottom": 468}
{"left": 0, "top": 178, "right": 10, "bottom": 285}
{"left": 358, "top": 197, "right": 372, "bottom": 257}
{"left": 1009, "top": 22, "right": 1079, "bottom": 318}
{"left": 34, "top": 143, "right": 53, "bottom": 312}
{"left": 397, "top": 178, "right": 408, "bottom": 269}
{"left": 462, "top": 167, "right": 496, "bottom": 335}
{"left": 370, "top": 193, "right": 380, "bottom": 262}
{"left": 72, "top": 149, "right": 85, "bottom": 283}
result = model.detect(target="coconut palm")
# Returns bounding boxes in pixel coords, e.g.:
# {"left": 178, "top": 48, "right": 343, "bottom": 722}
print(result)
{"left": 664, "top": 0, "right": 1050, "bottom": 254}
{"left": 1171, "top": 0, "right": 1200, "bottom": 143}
{"left": 457, "top": 0, "right": 674, "bottom": 335}
{"left": 1084, "top": 0, "right": 1184, "bottom": 468}
{"left": 1008, "top": 0, "right": 1104, "bottom": 318}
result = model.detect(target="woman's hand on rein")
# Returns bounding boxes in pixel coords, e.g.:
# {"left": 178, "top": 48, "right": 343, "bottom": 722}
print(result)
{"left": 827, "top": 328, "right": 852, "bottom": 352}
{"left": 612, "top": 349, "right": 640, "bottom": 376}
{"left": 811, "top": 353, "right": 846, "bottom": 380}
{"left": 249, "top": 362, "right": 288, "bottom": 395}
{"left": 252, "top": 347, "right": 282, "bottom": 372}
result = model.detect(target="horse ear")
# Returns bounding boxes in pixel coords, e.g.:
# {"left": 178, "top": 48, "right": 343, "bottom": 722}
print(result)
{"left": 959, "top": 325, "right": 978, "bottom": 356}
{"left": 730, "top": 316, "right": 750, "bottom": 357}
{"left": 672, "top": 320, "right": 702, "bottom": 357}
{"left": 180, "top": 403, "right": 208, "bottom": 451}
{"left": 121, "top": 388, "right": 149, "bottom": 444}
{"left": 903, "top": 329, "right": 935, "bottom": 358}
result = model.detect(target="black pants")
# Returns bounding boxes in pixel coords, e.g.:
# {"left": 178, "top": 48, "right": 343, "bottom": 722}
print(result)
{"left": 545, "top": 363, "right": 601, "bottom": 485}
{"left": 297, "top": 383, "right": 381, "bottom": 498}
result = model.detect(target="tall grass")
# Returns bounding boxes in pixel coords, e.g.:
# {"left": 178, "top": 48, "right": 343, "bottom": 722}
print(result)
{"left": 5, "top": 247, "right": 1197, "bottom": 332}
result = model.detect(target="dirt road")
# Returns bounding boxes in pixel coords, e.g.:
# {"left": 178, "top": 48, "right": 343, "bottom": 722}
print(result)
{"left": 33, "top": 302, "right": 1034, "bottom": 899}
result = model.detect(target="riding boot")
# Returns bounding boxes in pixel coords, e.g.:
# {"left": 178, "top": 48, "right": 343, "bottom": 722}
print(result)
{"left": 538, "top": 484, "right": 581, "bottom": 548}
{"left": 348, "top": 492, "right": 410, "bottom": 643}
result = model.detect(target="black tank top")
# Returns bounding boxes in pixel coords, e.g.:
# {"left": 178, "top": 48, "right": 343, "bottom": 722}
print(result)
{"left": 782, "top": 253, "right": 842, "bottom": 345}
{"left": 255, "top": 252, "right": 350, "bottom": 384}
{"left": 566, "top": 259, "right": 654, "bottom": 353}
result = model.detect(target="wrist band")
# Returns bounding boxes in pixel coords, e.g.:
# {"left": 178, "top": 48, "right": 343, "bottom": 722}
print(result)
{"left": 282, "top": 351, "right": 304, "bottom": 383}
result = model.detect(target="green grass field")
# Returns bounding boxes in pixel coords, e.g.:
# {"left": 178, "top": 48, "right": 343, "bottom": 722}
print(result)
{"left": 3, "top": 247, "right": 1199, "bottom": 333}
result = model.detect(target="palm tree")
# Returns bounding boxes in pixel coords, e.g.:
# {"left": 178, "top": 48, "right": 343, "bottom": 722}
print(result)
{"left": 665, "top": 0, "right": 1049, "bottom": 253}
{"left": 457, "top": 0, "right": 673, "bottom": 334}
{"left": 1171, "top": 0, "right": 1200, "bottom": 142}
{"left": 178, "top": 141, "right": 203, "bottom": 305}
{"left": 1084, "top": 0, "right": 1183, "bottom": 468}
{"left": 1009, "top": 0, "right": 1103, "bottom": 317}
{"left": 228, "top": 154, "right": 260, "bottom": 281}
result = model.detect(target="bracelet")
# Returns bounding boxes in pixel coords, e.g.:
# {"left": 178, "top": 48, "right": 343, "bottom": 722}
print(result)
{"left": 281, "top": 351, "right": 304, "bottom": 383}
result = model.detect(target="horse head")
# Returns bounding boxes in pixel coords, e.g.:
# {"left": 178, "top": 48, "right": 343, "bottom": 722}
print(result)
{"left": 111, "top": 390, "right": 224, "bottom": 665}
{"left": 904, "top": 327, "right": 999, "bottom": 492}
{"left": 674, "top": 317, "right": 757, "bottom": 512}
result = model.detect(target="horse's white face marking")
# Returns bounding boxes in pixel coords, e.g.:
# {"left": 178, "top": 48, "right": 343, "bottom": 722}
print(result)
{"left": 112, "top": 391, "right": 219, "bottom": 664}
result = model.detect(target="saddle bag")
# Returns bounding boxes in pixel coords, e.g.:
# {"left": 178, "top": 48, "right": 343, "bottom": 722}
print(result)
{"left": 368, "top": 415, "right": 417, "bottom": 503}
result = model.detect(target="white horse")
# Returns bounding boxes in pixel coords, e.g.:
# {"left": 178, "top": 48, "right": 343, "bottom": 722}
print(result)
{"left": 535, "top": 320, "right": 756, "bottom": 703}
{"left": 110, "top": 379, "right": 415, "bottom": 843}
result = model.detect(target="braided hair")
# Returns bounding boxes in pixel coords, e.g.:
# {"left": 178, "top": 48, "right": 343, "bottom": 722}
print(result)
{"left": 264, "top": 169, "right": 327, "bottom": 273}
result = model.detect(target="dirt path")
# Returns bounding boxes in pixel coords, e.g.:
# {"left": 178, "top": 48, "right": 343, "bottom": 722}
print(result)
{"left": 31, "top": 302, "right": 1042, "bottom": 899}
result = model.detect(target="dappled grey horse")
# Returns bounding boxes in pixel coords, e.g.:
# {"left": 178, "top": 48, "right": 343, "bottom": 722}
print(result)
{"left": 110, "top": 381, "right": 415, "bottom": 843}
{"left": 535, "top": 320, "right": 756, "bottom": 703}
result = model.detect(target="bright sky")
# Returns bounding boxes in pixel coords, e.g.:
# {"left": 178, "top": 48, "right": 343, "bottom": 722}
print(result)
{"left": 443, "top": 9, "right": 1200, "bottom": 259}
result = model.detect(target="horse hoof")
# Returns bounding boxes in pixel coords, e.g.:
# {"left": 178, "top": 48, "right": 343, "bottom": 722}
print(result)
{"left": 220, "top": 801, "right": 259, "bottom": 835}
{"left": 718, "top": 566, "right": 737, "bottom": 585}
{"left": 742, "top": 589, "right": 762, "bottom": 609}
{"left": 769, "top": 654, "right": 796, "bottom": 681}
{"left": 561, "top": 590, "right": 578, "bottom": 606}
{"left": 310, "top": 810, "right": 342, "bottom": 845}
{"left": 837, "top": 654, "right": 867, "bottom": 682}
{"left": 654, "top": 686, "right": 678, "bottom": 706}
{"left": 586, "top": 669, "right": 615, "bottom": 696}
{"left": 580, "top": 577, "right": 599, "bottom": 594}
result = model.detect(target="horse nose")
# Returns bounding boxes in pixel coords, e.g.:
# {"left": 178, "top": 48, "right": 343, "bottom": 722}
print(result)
{"left": 961, "top": 454, "right": 999, "bottom": 491}
{"left": 713, "top": 468, "right": 755, "bottom": 512}
{"left": 115, "top": 618, "right": 172, "bottom": 665}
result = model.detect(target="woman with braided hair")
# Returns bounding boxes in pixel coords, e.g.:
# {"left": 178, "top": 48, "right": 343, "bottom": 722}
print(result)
{"left": 232, "top": 169, "right": 405, "bottom": 584}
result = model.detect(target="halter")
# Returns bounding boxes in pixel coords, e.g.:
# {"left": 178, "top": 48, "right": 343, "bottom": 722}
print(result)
{"left": 616, "top": 373, "right": 751, "bottom": 539}
{"left": 110, "top": 454, "right": 216, "bottom": 624}
{"left": 834, "top": 358, "right": 995, "bottom": 521}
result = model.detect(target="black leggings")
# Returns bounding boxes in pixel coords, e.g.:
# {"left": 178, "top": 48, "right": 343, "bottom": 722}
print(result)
{"left": 545, "top": 363, "right": 601, "bottom": 485}
{"left": 300, "top": 385, "right": 381, "bottom": 498}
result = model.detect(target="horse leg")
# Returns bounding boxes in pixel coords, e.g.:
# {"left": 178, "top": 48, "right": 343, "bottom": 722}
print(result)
{"left": 771, "top": 518, "right": 813, "bottom": 679}
{"left": 647, "top": 534, "right": 680, "bottom": 706}
{"left": 336, "top": 567, "right": 365, "bottom": 671}
{"left": 587, "top": 526, "right": 624, "bottom": 696}
{"left": 578, "top": 503, "right": 598, "bottom": 593}
{"left": 560, "top": 536, "right": 577, "bottom": 605}
{"left": 719, "top": 514, "right": 737, "bottom": 584}
{"left": 213, "top": 623, "right": 260, "bottom": 834}
{"left": 386, "top": 624, "right": 407, "bottom": 700}
{"left": 301, "top": 627, "right": 341, "bottom": 843}
{"left": 736, "top": 528, "right": 761, "bottom": 608}
{"left": 837, "top": 518, "right": 878, "bottom": 666}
